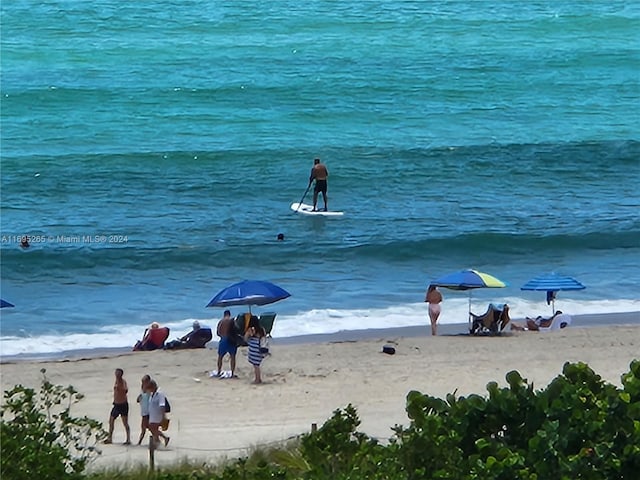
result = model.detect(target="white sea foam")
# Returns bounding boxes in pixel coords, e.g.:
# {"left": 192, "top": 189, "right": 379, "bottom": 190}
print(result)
{"left": 273, "top": 298, "right": 640, "bottom": 338}
{"left": 1, "top": 298, "right": 638, "bottom": 357}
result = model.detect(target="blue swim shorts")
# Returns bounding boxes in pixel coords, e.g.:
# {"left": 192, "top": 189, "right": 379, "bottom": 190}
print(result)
{"left": 218, "top": 337, "right": 238, "bottom": 356}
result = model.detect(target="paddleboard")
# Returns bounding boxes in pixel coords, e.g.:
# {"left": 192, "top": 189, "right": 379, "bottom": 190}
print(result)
{"left": 290, "top": 202, "right": 344, "bottom": 216}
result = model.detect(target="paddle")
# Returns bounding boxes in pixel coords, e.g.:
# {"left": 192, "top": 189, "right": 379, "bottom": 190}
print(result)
{"left": 295, "top": 183, "right": 312, "bottom": 212}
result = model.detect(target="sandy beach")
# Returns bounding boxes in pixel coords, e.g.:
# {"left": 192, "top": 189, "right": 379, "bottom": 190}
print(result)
{"left": 1, "top": 318, "right": 639, "bottom": 472}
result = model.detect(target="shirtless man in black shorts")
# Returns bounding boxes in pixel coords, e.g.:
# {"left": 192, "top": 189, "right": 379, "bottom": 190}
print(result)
{"left": 105, "top": 368, "right": 131, "bottom": 444}
{"left": 309, "top": 158, "right": 329, "bottom": 211}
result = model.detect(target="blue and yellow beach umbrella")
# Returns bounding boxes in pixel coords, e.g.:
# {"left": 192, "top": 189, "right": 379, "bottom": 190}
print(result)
{"left": 431, "top": 269, "right": 507, "bottom": 291}
{"left": 430, "top": 269, "right": 507, "bottom": 330}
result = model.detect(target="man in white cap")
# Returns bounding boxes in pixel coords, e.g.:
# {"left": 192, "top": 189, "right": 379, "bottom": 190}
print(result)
{"left": 164, "top": 321, "right": 212, "bottom": 349}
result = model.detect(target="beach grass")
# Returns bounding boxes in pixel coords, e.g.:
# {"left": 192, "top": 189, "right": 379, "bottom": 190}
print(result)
{"left": 85, "top": 441, "right": 305, "bottom": 479}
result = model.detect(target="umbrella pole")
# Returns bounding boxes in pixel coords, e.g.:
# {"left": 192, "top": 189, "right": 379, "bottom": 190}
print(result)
{"left": 468, "top": 293, "right": 472, "bottom": 332}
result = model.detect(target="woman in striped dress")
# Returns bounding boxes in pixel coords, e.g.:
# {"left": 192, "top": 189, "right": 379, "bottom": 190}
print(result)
{"left": 244, "top": 317, "right": 266, "bottom": 384}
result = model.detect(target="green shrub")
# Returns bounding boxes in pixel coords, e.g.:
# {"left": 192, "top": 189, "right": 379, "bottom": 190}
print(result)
{"left": 298, "top": 403, "right": 402, "bottom": 479}
{"left": 395, "top": 360, "right": 640, "bottom": 479}
{"left": 1, "top": 368, "right": 106, "bottom": 480}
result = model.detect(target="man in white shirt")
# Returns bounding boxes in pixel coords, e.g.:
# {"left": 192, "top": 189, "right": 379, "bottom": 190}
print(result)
{"left": 147, "top": 379, "right": 170, "bottom": 447}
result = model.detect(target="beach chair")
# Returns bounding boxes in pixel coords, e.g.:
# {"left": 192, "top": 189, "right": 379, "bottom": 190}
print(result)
{"left": 233, "top": 313, "right": 261, "bottom": 333}
{"left": 470, "top": 303, "right": 510, "bottom": 335}
{"left": 231, "top": 314, "right": 250, "bottom": 346}
{"left": 133, "top": 326, "right": 170, "bottom": 351}
{"left": 538, "top": 314, "right": 572, "bottom": 332}
{"left": 259, "top": 312, "right": 277, "bottom": 337}
{"left": 185, "top": 327, "right": 213, "bottom": 348}
{"left": 233, "top": 314, "right": 246, "bottom": 335}
{"left": 254, "top": 312, "right": 277, "bottom": 356}
{"left": 165, "top": 327, "right": 213, "bottom": 350}
{"left": 151, "top": 327, "right": 170, "bottom": 349}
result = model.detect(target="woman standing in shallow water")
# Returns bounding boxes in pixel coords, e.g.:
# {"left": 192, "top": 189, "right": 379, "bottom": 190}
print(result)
{"left": 425, "top": 285, "right": 443, "bottom": 336}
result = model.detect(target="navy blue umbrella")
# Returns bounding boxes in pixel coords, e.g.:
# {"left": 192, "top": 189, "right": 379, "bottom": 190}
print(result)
{"left": 206, "top": 280, "right": 291, "bottom": 312}
{"left": 521, "top": 273, "right": 585, "bottom": 313}
{"left": 1, "top": 299, "right": 15, "bottom": 308}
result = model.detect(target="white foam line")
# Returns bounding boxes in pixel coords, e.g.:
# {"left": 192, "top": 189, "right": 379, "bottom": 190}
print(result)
{"left": 1, "top": 298, "right": 638, "bottom": 356}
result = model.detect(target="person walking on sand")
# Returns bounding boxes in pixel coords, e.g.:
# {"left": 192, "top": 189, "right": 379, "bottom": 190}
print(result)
{"left": 216, "top": 309, "right": 238, "bottom": 378}
{"left": 136, "top": 375, "right": 151, "bottom": 445}
{"left": 425, "top": 285, "right": 443, "bottom": 336}
{"left": 105, "top": 368, "right": 131, "bottom": 445}
{"left": 147, "top": 380, "right": 170, "bottom": 447}
{"left": 244, "top": 316, "right": 266, "bottom": 384}
{"left": 309, "top": 158, "right": 329, "bottom": 212}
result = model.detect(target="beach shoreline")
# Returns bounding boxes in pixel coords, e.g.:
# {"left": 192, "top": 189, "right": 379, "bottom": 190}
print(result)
{"left": 2, "top": 310, "right": 638, "bottom": 364}
{"left": 1, "top": 313, "right": 639, "bottom": 472}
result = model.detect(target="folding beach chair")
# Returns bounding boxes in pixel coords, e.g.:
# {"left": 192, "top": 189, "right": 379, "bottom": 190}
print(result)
{"left": 258, "top": 312, "right": 277, "bottom": 337}
{"left": 538, "top": 314, "right": 572, "bottom": 332}
{"left": 234, "top": 314, "right": 247, "bottom": 334}
{"left": 231, "top": 314, "right": 250, "bottom": 347}
{"left": 469, "top": 303, "right": 510, "bottom": 335}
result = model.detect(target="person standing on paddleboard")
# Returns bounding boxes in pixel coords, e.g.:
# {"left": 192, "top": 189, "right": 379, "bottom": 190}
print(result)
{"left": 309, "top": 158, "right": 329, "bottom": 212}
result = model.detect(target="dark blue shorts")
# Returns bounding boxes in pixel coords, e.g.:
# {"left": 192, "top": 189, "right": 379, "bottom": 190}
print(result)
{"left": 218, "top": 337, "right": 238, "bottom": 356}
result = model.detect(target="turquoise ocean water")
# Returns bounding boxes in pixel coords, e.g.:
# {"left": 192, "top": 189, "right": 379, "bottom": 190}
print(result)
{"left": 1, "top": 1, "right": 639, "bottom": 356}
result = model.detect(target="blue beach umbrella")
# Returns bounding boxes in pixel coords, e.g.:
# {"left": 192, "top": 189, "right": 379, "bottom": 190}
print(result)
{"left": 521, "top": 273, "right": 585, "bottom": 313}
{"left": 206, "top": 280, "right": 291, "bottom": 313}
{"left": 431, "top": 269, "right": 507, "bottom": 330}
{"left": 1, "top": 299, "right": 15, "bottom": 308}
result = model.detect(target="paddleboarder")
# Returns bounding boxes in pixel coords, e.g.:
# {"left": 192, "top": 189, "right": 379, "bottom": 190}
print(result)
{"left": 309, "top": 158, "right": 328, "bottom": 212}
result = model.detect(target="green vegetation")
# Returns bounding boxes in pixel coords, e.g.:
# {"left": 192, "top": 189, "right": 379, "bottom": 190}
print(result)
{"left": 1, "top": 368, "right": 106, "bottom": 480}
{"left": 3, "top": 361, "right": 639, "bottom": 479}
{"left": 395, "top": 360, "right": 640, "bottom": 479}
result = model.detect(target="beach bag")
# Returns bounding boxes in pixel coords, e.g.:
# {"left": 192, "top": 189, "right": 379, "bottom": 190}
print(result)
{"left": 160, "top": 416, "right": 170, "bottom": 431}
{"left": 259, "top": 336, "right": 269, "bottom": 355}
{"left": 165, "top": 397, "right": 171, "bottom": 413}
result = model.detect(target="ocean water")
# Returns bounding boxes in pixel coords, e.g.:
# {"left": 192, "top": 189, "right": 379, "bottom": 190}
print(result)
{"left": 1, "top": 1, "right": 639, "bottom": 357}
